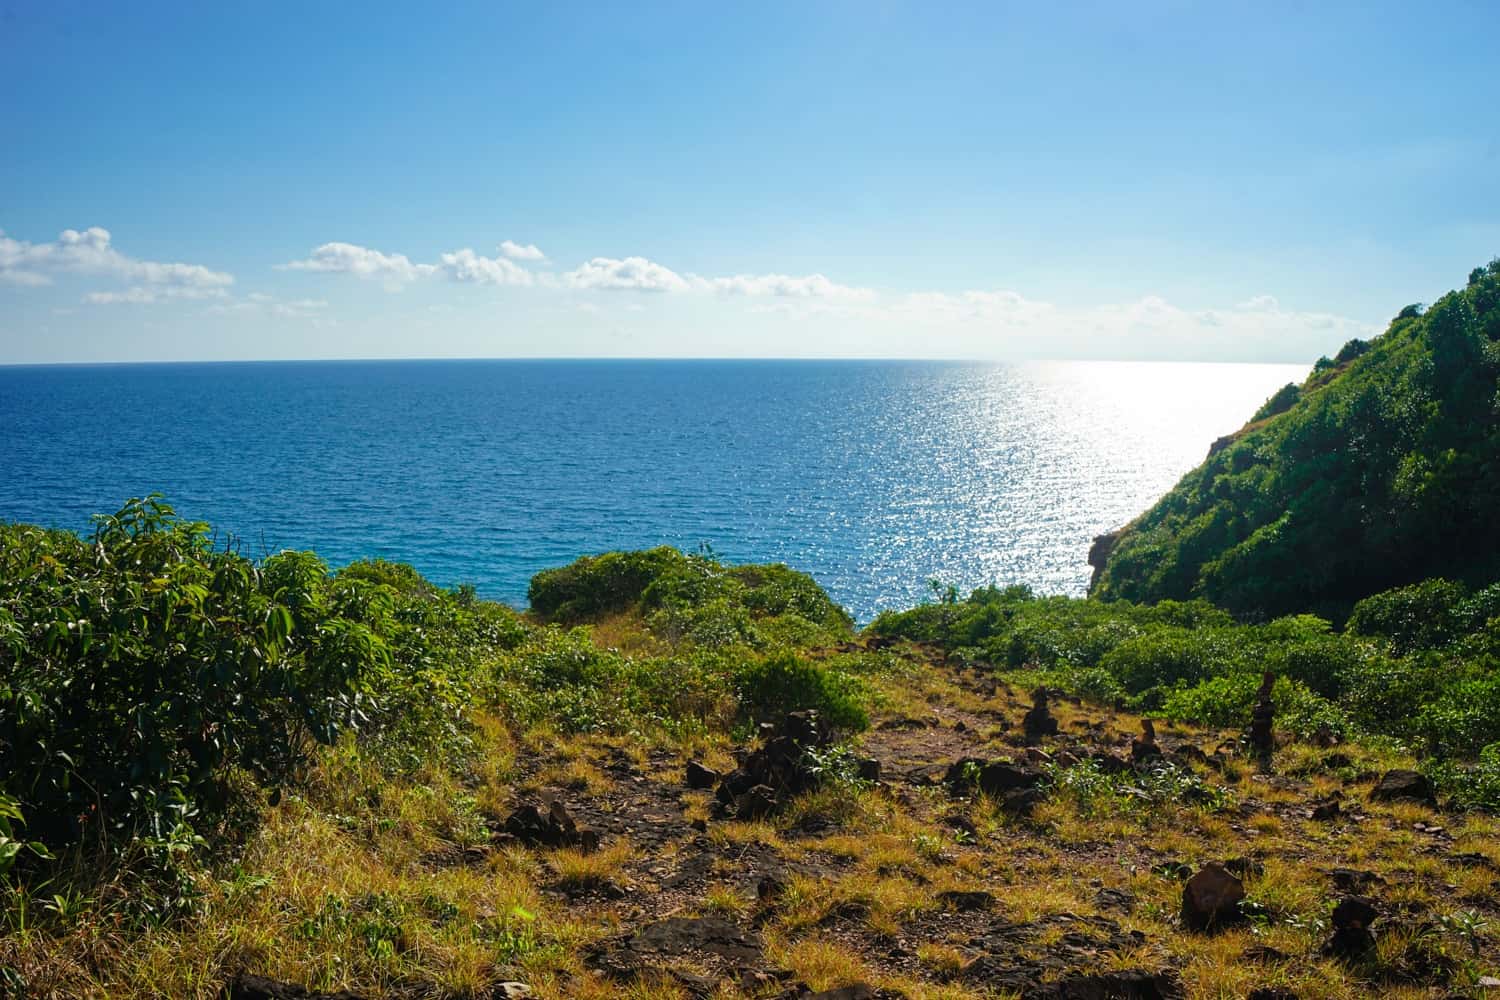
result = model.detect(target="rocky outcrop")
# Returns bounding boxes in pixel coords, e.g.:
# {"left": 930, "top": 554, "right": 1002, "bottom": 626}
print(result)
{"left": 1086, "top": 529, "right": 1122, "bottom": 592}
{"left": 713, "top": 710, "right": 876, "bottom": 820}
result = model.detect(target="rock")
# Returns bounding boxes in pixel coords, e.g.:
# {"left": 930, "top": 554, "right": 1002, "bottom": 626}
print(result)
{"left": 685, "top": 760, "right": 720, "bottom": 789}
{"left": 944, "top": 758, "right": 1044, "bottom": 798}
{"left": 855, "top": 757, "right": 882, "bottom": 783}
{"left": 936, "top": 889, "right": 995, "bottom": 912}
{"left": 1001, "top": 786, "right": 1045, "bottom": 817}
{"left": 488, "top": 986, "right": 533, "bottom": 1000}
{"left": 757, "top": 873, "right": 787, "bottom": 902}
{"left": 224, "top": 976, "right": 364, "bottom": 1000}
{"left": 1095, "top": 887, "right": 1136, "bottom": 914}
{"left": 1023, "top": 969, "right": 1185, "bottom": 999}
{"left": 1181, "top": 863, "right": 1246, "bottom": 932}
{"left": 1328, "top": 868, "right": 1384, "bottom": 894}
{"left": 736, "top": 784, "right": 780, "bottom": 820}
{"left": 1310, "top": 793, "right": 1342, "bottom": 820}
{"left": 713, "top": 710, "right": 841, "bottom": 820}
{"left": 589, "top": 916, "right": 765, "bottom": 981}
{"left": 1324, "top": 895, "right": 1378, "bottom": 959}
{"left": 1131, "top": 719, "right": 1161, "bottom": 763}
{"left": 1247, "top": 671, "right": 1276, "bottom": 768}
{"left": 500, "top": 801, "right": 599, "bottom": 852}
{"left": 1371, "top": 769, "right": 1436, "bottom": 805}
{"left": 1022, "top": 688, "right": 1060, "bottom": 744}
{"left": 1087, "top": 529, "right": 1121, "bottom": 591}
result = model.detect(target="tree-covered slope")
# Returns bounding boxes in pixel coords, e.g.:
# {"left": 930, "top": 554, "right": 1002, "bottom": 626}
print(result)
{"left": 1091, "top": 260, "right": 1500, "bottom": 619}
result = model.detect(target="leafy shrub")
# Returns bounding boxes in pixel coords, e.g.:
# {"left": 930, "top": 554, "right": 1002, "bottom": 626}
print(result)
{"left": 0, "top": 499, "right": 394, "bottom": 848}
{"left": 0, "top": 498, "right": 528, "bottom": 857}
{"left": 529, "top": 548, "right": 853, "bottom": 646}
{"left": 733, "top": 651, "right": 869, "bottom": 732}
{"left": 1414, "top": 673, "right": 1500, "bottom": 758}
{"left": 1429, "top": 743, "right": 1500, "bottom": 811}
{"left": 527, "top": 548, "right": 684, "bottom": 623}
{"left": 1252, "top": 382, "right": 1301, "bottom": 421}
{"left": 1348, "top": 579, "right": 1470, "bottom": 653}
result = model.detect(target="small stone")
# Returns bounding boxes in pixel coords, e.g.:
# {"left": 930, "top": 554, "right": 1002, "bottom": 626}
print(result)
{"left": 736, "top": 784, "right": 779, "bottom": 820}
{"left": 1324, "top": 895, "right": 1378, "bottom": 959}
{"left": 685, "top": 760, "right": 720, "bottom": 789}
{"left": 1181, "top": 863, "right": 1246, "bottom": 932}
{"left": 491, "top": 985, "right": 534, "bottom": 1000}
{"left": 935, "top": 889, "right": 995, "bottom": 912}
{"left": 1370, "top": 769, "right": 1436, "bottom": 805}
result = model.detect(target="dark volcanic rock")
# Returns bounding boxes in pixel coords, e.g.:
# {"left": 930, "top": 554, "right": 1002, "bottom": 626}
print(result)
{"left": 589, "top": 916, "right": 764, "bottom": 982}
{"left": 1131, "top": 719, "right": 1161, "bottom": 764}
{"left": 1247, "top": 670, "right": 1276, "bottom": 767}
{"left": 1181, "top": 863, "right": 1246, "bottom": 932}
{"left": 1371, "top": 769, "right": 1436, "bottom": 805}
{"left": 685, "top": 760, "right": 720, "bottom": 789}
{"left": 224, "top": 976, "right": 364, "bottom": 1000}
{"left": 1023, "top": 969, "right": 1185, "bottom": 1000}
{"left": 713, "top": 710, "right": 839, "bottom": 820}
{"left": 500, "top": 801, "right": 599, "bottom": 852}
{"left": 1324, "top": 895, "right": 1379, "bottom": 960}
{"left": 944, "top": 757, "right": 1044, "bottom": 798}
{"left": 1023, "top": 687, "right": 1060, "bottom": 744}
{"left": 936, "top": 889, "right": 996, "bottom": 912}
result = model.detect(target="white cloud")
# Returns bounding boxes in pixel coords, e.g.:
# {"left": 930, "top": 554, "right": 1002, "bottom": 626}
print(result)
{"left": 565, "top": 256, "right": 689, "bottom": 292}
{"left": 499, "top": 240, "right": 546, "bottom": 261}
{"left": 281, "top": 242, "right": 437, "bottom": 288}
{"left": 1, "top": 226, "right": 233, "bottom": 302}
{"left": 438, "top": 248, "right": 536, "bottom": 286}
{"left": 693, "top": 272, "right": 875, "bottom": 301}
{"left": 204, "top": 294, "right": 329, "bottom": 319}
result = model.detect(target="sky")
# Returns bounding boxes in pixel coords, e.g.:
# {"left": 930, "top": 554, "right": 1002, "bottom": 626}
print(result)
{"left": 2, "top": 1, "right": 1498, "bottom": 364}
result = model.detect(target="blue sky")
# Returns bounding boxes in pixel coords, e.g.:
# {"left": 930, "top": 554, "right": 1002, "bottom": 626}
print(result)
{"left": 2, "top": 1, "right": 1497, "bottom": 363}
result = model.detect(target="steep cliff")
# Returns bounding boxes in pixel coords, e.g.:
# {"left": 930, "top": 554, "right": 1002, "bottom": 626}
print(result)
{"left": 1091, "top": 260, "right": 1500, "bottom": 619}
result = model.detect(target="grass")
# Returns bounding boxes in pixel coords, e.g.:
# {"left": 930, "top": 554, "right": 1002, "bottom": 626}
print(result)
{"left": 4, "top": 545, "right": 1499, "bottom": 999}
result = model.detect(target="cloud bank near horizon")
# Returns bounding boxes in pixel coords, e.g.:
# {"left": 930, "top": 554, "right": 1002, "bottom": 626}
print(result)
{"left": 1, "top": 224, "right": 1381, "bottom": 362}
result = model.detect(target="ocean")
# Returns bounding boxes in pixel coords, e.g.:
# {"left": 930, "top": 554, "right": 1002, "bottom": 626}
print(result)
{"left": 0, "top": 359, "right": 1304, "bottom": 620}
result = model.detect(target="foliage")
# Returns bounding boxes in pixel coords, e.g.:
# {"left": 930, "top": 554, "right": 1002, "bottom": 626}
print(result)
{"left": 873, "top": 576, "right": 1499, "bottom": 771}
{"left": 0, "top": 497, "right": 524, "bottom": 859}
{"left": 1092, "top": 259, "right": 1500, "bottom": 619}
{"left": 527, "top": 546, "right": 853, "bottom": 645}
{"left": 733, "top": 651, "right": 869, "bottom": 732}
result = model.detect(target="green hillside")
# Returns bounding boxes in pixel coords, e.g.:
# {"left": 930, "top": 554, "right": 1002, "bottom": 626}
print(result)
{"left": 1091, "top": 259, "right": 1500, "bottom": 619}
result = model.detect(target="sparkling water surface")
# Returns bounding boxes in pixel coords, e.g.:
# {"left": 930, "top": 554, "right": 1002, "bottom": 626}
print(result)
{"left": 0, "top": 359, "right": 1304, "bottom": 620}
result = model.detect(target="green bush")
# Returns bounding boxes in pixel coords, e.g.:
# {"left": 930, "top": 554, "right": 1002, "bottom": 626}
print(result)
{"left": 733, "top": 651, "right": 869, "bottom": 732}
{"left": 0, "top": 498, "right": 400, "bottom": 849}
{"left": 529, "top": 547, "right": 853, "bottom": 648}
{"left": 527, "top": 548, "right": 684, "bottom": 623}
{"left": 1347, "top": 579, "right": 1470, "bottom": 653}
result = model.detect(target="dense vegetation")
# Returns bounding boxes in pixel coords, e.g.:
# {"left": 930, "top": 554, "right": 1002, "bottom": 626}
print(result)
{"left": 0, "top": 501, "right": 878, "bottom": 914}
{"left": 871, "top": 577, "right": 1500, "bottom": 808}
{"left": 1092, "top": 259, "right": 1500, "bottom": 620}
{"left": 4, "top": 499, "right": 1500, "bottom": 997}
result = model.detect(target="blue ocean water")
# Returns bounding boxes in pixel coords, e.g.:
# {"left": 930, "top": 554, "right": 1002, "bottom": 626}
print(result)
{"left": 0, "top": 359, "right": 1303, "bottom": 620}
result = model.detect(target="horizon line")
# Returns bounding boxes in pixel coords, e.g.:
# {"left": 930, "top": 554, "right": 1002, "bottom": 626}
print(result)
{"left": 0, "top": 355, "right": 1315, "bottom": 369}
